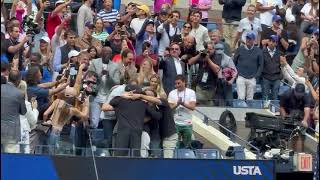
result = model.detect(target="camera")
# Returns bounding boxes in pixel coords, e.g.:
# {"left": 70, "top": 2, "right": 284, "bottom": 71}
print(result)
{"left": 200, "top": 50, "right": 208, "bottom": 58}
{"left": 81, "top": 79, "right": 98, "bottom": 96}
{"left": 22, "top": 15, "right": 40, "bottom": 45}
{"left": 78, "top": 91, "right": 87, "bottom": 103}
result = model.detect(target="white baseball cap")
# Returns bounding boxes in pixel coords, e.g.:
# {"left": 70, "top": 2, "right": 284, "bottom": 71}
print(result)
{"left": 55, "top": 0, "right": 65, "bottom": 6}
{"left": 68, "top": 50, "right": 80, "bottom": 59}
{"left": 40, "top": 36, "right": 50, "bottom": 43}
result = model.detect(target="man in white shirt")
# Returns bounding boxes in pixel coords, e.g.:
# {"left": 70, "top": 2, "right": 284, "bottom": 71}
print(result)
{"left": 130, "top": 4, "right": 149, "bottom": 35}
{"left": 256, "top": 0, "right": 283, "bottom": 29}
{"left": 157, "top": 10, "right": 181, "bottom": 56}
{"left": 189, "top": 10, "right": 211, "bottom": 51}
{"left": 234, "top": 4, "right": 262, "bottom": 49}
{"left": 168, "top": 75, "right": 196, "bottom": 148}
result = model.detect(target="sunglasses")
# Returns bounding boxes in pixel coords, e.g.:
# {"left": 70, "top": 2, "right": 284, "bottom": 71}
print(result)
{"left": 251, "top": 24, "right": 253, "bottom": 30}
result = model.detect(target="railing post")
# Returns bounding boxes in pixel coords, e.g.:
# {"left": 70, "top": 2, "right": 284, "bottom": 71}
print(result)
{"left": 203, "top": 115, "right": 209, "bottom": 125}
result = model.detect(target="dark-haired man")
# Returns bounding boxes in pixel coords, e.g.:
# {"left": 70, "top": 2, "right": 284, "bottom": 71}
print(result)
{"left": 189, "top": 10, "right": 210, "bottom": 51}
{"left": 168, "top": 75, "right": 196, "bottom": 148}
{"left": 101, "top": 84, "right": 161, "bottom": 156}
{"left": 53, "top": 30, "right": 80, "bottom": 74}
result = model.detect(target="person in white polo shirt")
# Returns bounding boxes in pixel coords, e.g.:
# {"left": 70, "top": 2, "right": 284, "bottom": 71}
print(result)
{"left": 168, "top": 75, "right": 196, "bottom": 148}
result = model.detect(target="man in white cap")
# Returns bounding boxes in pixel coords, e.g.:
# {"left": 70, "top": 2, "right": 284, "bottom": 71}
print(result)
{"left": 68, "top": 50, "right": 80, "bottom": 64}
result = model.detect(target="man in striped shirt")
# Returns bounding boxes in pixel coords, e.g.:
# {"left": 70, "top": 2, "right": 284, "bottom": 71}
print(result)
{"left": 97, "top": 0, "right": 119, "bottom": 34}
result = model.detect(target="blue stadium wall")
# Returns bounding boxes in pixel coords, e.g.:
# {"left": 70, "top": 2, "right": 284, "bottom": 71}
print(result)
{"left": 1, "top": 153, "right": 275, "bottom": 180}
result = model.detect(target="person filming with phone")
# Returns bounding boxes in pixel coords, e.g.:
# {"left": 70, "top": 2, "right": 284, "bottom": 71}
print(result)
{"left": 88, "top": 46, "right": 121, "bottom": 128}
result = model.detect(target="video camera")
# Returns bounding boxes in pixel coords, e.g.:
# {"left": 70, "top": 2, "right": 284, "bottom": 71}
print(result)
{"left": 200, "top": 50, "right": 208, "bottom": 58}
{"left": 22, "top": 15, "right": 40, "bottom": 45}
{"left": 245, "top": 112, "right": 306, "bottom": 152}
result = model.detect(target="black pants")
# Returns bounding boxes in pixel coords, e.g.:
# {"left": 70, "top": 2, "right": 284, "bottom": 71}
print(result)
{"left": 114, "top": 128, "right": 142, "bottom": 157}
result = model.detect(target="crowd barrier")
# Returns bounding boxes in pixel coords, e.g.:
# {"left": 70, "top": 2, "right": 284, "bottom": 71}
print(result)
{"left": 1, "top": 153, "right": 276, "bottom": 180}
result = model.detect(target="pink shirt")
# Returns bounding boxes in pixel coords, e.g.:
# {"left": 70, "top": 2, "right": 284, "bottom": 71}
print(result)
{"left": 154, "top": 0, "right": 173, "bottom": 13}
{"left": 189, "top": 0, "right": 212, "bottom": 19}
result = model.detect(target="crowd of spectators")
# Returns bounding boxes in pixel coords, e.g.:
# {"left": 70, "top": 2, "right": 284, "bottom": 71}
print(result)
{"left": 0, "top": 0, "right": 319, "bottom": 158}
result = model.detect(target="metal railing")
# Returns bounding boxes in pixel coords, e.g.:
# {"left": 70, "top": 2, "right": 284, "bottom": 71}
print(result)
{"left": 193, "top": 108, "right": 262, "bottom": 159}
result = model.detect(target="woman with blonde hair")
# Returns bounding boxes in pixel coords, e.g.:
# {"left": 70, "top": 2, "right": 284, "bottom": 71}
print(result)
{"left": 137, "top": 58, "right": 156, "bottom": 87}
{"left": 38, "top": 36, "right": 54, "bottom": 83}
{"left": 146, "top": 74, "right": 167, "bottom": 99}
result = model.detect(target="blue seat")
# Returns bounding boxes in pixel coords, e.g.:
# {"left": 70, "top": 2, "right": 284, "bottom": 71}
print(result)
{"left": 195, "top": 149, "right": 219, "bottom": 159}
{"left": 175, "top": 149, "right": 196, "bottom": 159}
{"left": 207, "top": 23, "right": 217, "bottom": 30}
{"left": 246, "top": 100, "right": 263, "bottom": 109}
{"left": 232, "top": 99, "right": 248, "bottom": 108}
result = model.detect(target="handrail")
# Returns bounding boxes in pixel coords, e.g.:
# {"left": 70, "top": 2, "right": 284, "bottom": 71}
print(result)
{"left": 193, "top": 108, "right": 262, "bottom": 159}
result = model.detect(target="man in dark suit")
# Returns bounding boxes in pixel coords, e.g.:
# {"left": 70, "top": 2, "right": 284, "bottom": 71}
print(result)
{"left": 1, "top": 70, "right": 27, "bottom": 153}
{"left": 159, "top": 42, "right": 186, "bottom": 94}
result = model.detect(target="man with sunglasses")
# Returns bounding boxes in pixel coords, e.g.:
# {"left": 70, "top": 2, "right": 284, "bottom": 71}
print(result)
{"left": 159, "top": 43, "right": 186, "bottom": 94}
{"left": 233, "top": 4, "right": 262, "bottom": 50}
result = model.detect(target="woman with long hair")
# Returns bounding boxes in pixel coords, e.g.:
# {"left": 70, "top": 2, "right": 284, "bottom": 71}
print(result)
{"left": 38, "top": 36, "right": 53, "bottom": 83}
{"left": 146, "top": 74, "right": 167, "bottom": 99}
{"left": 137, "top": 58, "right": 156, "bottom": 87}
{"left": 87, "top": 46, "right": 99, "bottom": 60}
{"left": 92, "top": 17, "right": 109, "bottom": 43}
{"left": 181, "top": 22, "right": 192, "bottom": 39}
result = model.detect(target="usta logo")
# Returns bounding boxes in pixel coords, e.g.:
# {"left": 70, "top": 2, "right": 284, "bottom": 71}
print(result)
{"left": 233, "top": 166, "right": 262, "bottom": 175}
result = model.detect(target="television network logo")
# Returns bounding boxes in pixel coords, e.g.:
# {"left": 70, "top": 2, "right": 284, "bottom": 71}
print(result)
{"left": 233, "top": 166, "right": 262, "bottom": 176}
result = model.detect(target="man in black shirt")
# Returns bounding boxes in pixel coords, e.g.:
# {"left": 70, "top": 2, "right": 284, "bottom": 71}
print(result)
{"left": 101, "top": 84, "right": 161, "bottom": 156}
{"left": 5, "top": 26, "right": 29, "bottom": 71}
{"left": 280, "top": 83, "right": 311, "bottom": 127}
{"left": 157, "top": 98, "right": 178, "bottom": 158}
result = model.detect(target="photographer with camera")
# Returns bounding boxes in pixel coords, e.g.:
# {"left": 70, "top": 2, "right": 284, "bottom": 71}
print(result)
{"left": 280, "top": 83, "right": 312, "bottom": 128}
{"left": 189, "top": 41, "right": 237, "bottom": 106}
{"left": 279, "top": 83, "right": 312, "bottom": 152}
{"left": 88, "top": 46, "right": 120, "bottom": 128}
{"left": 4, "top": 25, "right": 31, "bottom": 71}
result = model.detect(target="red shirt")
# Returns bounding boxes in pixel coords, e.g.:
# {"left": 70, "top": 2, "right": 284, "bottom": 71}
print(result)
{"left": 46, "top": 13, "right": 61, "bottom": 39}
{"left": 135, "top": 54, "right": 158, "bottom": 72}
